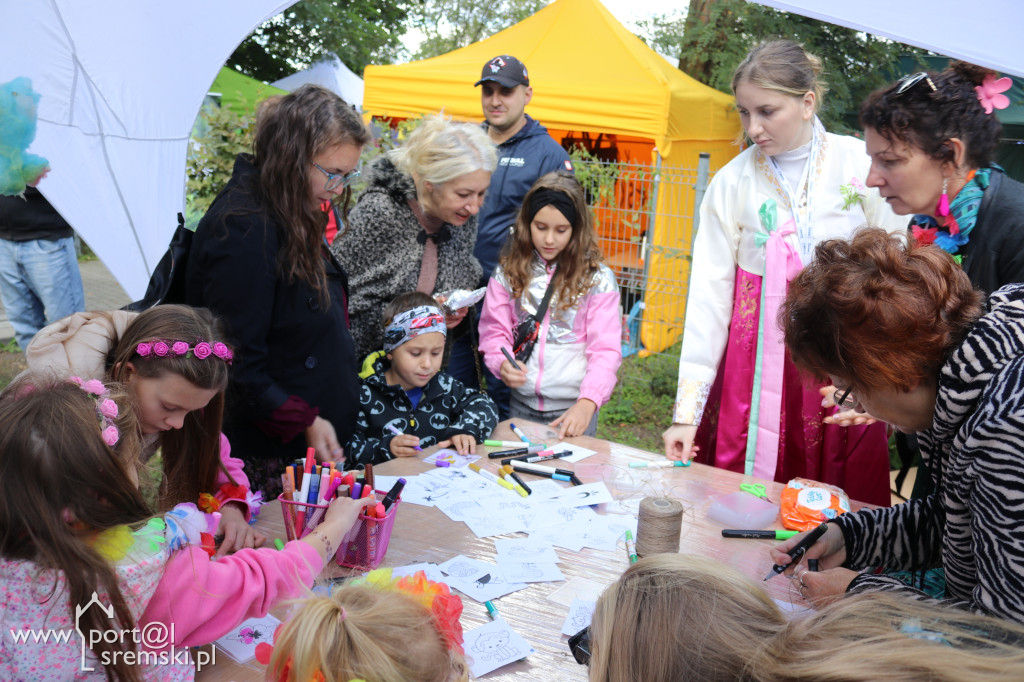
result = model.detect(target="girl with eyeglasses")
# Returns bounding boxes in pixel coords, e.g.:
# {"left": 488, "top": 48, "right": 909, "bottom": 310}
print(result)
{"left": 663, "top": 40, "right": 903, "bottom": 507}
{"left": 186, "top": 84, "right": 371, "bottom": 497}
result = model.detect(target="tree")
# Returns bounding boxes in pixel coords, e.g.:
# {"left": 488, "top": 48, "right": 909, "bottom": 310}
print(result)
{"left": 229, "top": 0, "right": 410, "bottom": 81}
{"left": 636, "top": 0, "right": 929, "bottom": 134}
{"left": 409, "top": 0, "right": 548, "bottom": 60}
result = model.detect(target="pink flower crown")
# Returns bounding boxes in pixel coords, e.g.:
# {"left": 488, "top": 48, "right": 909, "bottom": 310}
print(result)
{"left": 68, "top": 376, "right": 120, "bottom": 447}
{"left": 135, "top": 339, "right": 233, "bottom": 363}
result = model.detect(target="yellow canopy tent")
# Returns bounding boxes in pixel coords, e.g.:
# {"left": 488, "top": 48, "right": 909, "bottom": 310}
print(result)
{"left": 363, "top": 0, "right": 742, "bottom": 353}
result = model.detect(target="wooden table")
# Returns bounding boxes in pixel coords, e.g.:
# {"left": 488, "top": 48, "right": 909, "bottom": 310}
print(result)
{"left": 198, "top": 420, "right": 856, "bottom": 680}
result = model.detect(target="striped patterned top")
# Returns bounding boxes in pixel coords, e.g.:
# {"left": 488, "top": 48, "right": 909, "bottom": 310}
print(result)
{"left": 835, "top": 284, "right": 1024, "bottom": 623}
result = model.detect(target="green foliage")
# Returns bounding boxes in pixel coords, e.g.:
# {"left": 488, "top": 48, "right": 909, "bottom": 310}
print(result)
{"left": 0, "top": 338, "right": 20, "bottom": 354}
{"left": 185, "top": 106, "right": 256, "bottom": 224}
{"left": 636, "top": 0, "right": 929, "bottom": 134}
{"left": 596, "top": 345, "right": 680, "bottom": 452}
{"left": 410, "top": 0, "right": 549, "bottom": 60}
{"left": 229, "top": 0, "right": 410, "bottom": 80}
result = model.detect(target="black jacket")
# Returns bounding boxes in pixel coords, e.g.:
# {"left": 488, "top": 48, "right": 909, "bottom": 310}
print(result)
{"left": 347, "top": 358, "right": 498, "bottom": 466}
{"left": 0, "top": 186, "right": 73, "bottom": 241}
{"left": 185, "top": 155, "right": 359, "bottom": 463}
{"left": 962, "top": 168, "right": 1024, "bottom": 296}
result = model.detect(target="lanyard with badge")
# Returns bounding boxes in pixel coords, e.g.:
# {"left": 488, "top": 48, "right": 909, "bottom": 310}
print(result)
{"left": 762, "top": 116, "right": 827, "bottom": 263}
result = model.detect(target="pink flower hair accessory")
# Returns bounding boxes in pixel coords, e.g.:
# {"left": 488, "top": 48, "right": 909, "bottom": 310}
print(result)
{"left": 976, "top": 74, "right": 1012, "bottom": 114}
{"left": 69, "top": 376, "right": 120, "bottom": 447}
{"left": 135, "top": 339, "right": 233, "bottom": 364}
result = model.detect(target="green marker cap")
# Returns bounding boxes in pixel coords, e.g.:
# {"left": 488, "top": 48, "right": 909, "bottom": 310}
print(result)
{"left": 274, "top": 538, "right": 286, "bottom": 550}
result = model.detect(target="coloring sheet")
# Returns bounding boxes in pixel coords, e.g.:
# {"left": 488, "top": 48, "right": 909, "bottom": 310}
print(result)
{"left": 498, "top": 561, "right": 564, "bottom": 583}
{"left": 463, "top": 618, "right": 534, "bottom": 677}
{"left": 390, "top": 562, "right": 446, "bottom": 583}
{"left": 548, "top": 441, "right": 598, "bottom": 464}
{"left": 530, "top": 526, "right": 586, "bottom": 552}
{"left": 576, "top": 514, "right": 639, "bottom": 552}
{"left": 561, "top": 598, "right": 596, "bottom": 636}
{"left": 438, "top": 555, "right": 527, "bottom": 602}
{"left": 213, "top": 614, "right": 281, "bottom": 663}
{"left": 494, "top": 537, "right": 561, "bottom": 564}
{"left": 547, "top": 577, "right": 607, "bottom": 607}
{"left": 550, "top": 481, "right": 614, "bottom": 508}
{"left": 423, "top": 448, "right": 480, "bottom": 468}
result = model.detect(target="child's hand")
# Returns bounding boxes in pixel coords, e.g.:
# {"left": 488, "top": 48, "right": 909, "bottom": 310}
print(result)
{"left": 306, "top": 416, "right": 344, "bottom": 464}
{"left": 438, "top": 434, "right": 476, "bottom": 455}
{"left": 215, "top": 502, "right": 267, "bottom": 558}
{"left": 444, "top": 307, "right": 469, "bottom": 329}
{"left": 550, "top": 399, "right": 597, "bottom": 439}
{"left": 500, "top": 359, "right": 528, "bottom": 387}
{"left": 389, "top": 433, "right": 422, "bottom": 457}
{"left": 302, "top": 496, "right": 377, "bottom": 561}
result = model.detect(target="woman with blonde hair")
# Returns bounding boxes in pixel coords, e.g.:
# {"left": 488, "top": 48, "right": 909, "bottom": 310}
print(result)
{"left": 332, "top": 114, "right": 497, "bottom": 364}
{"left": 584, "top": 555, "right": 1024, "bottom": 682}
{"left": 662, "top": 40, "right": 904, "bottom": 506}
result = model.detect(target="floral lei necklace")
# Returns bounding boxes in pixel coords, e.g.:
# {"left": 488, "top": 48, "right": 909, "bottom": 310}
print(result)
{"left": 910, "top": 167, "right": 993, "bottom": 264}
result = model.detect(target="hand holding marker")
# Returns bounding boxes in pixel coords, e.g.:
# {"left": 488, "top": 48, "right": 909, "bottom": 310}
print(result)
{"left": 386, "top": 423, "right": 422, "bottom": 452}
{"left": 763, "top": 522, "right": 829, "bottom": 581}
{"left": 501, "top": 347, "right": 522, "bottom": 370}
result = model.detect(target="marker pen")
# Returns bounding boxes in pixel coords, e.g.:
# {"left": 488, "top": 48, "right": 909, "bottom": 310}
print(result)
{"left": 764, "top": 523, "right": 830, "bottom": 581}
{"left": 509, "top": 422, "right": 531, "bottom": 444}
{"left": 500, "top": 347, "right": 522, "bottom": 370}
{"left": 435, "top": 459, "right": 451, "bottom": 468}
{"left": 722, "top": 529, "right": 800, "bottom": 540}
{"left": 364, "top": 462, "right": 375, "bottom": 491}
{"left": 485, "top": 440, "right": 546, "bottom": 449}
{"left": 625, "top": 530, "right": 638, "bottom": 564}
{"left": 317, "top": 470, "right": 330, "bottom": 504}
{"left": 508, "top": 470, "right": 532, "bottom": 496}
{"left": 469, "top": 462, "right": 514, "bottom": 490}
{"left": 512, "top": 465, "right": 572, "bottom": 482}
{"left": 509, "top": 460, "right": 560, "bottom": 476}
{"left": 522, "top": 450, "right": 572, "bottom": 463}
{"left": 295, "top": 447, "right": 316, "bottom": 531}
{"left": 386, "top": 423, "right": 422, "bottom": 451}
{"left": 485, "top": 601, "right": 501, "bottom": 621}
{"left": 304, "top": 476, "right": 347, "bottom": 531}
{"left": 488, "top": 445, "right": 545, "bottom": 458}
{"left": 499, "top": 465, "right": 529, "bottom": 497}
{"left": 274, "top": 538, "right": 285, "bottom": 551}
{"left": 382, "top": 478, "right": 407, "bottom": 510}
{"left": 628, "top": 460, "right": 690, "bottom": 469}
{"left": 350, "top": 482, "right": 362, "bottom": 500}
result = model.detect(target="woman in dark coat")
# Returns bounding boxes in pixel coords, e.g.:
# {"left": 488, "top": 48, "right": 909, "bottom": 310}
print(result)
{"left": 186, "top": 85, "right": 370, "bottom": 496}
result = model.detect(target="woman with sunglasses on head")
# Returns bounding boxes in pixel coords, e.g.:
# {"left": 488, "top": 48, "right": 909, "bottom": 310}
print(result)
{"left": 663, "top": 40, "right": 903, "bottom": 506}
{"left": 186, "top": 84, "right": 371, "bottom": 496}
{"left": 579, "top": 554, "right": 1024, "bottom": 682}
{"left": 331, "top": 114, "right": 497, "bottom": 368}
{"left": 862, "top": 62, "right": 1024, "bottom": 298}
{"left": 772, "top": 227, "right": 1024, "bottom": 624}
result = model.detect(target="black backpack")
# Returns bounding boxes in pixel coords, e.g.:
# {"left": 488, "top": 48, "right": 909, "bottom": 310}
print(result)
{"left": 123, "top": 213, "right": 192, "bottom": 312}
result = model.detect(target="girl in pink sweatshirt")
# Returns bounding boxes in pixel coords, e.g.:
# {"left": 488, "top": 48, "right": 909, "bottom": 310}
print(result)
{"left": 479, "top": 172, "right": 622, "bottom": 438}
{"left": 0, "top": 374, "right": 374, "bottom": 682}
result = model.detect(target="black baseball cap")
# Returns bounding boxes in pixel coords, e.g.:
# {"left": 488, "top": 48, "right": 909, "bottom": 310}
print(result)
{"left": 475, "top": 55, "right": 529, "bottom": 88}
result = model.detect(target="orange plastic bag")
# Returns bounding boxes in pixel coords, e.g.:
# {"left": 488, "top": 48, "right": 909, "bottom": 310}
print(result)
{"left": 779, "top": 478, "right": 851, "bottom": 531}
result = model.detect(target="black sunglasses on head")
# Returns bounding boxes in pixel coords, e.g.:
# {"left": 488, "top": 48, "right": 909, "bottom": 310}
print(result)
{"left": 895, "top": 71, "right": 937, "bottom": 96}
{"left": 568, "top": 626, "right": 591, "bottom": 665}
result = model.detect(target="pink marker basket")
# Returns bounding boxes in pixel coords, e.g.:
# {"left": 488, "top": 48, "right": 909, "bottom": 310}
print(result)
{"left": 278, "top": 491, "right": 400, "bottom": 570}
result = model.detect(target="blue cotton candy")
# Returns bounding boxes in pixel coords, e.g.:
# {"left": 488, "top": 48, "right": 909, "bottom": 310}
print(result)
{"left": 0, "top": 77, "right": 50, "bottom": 196}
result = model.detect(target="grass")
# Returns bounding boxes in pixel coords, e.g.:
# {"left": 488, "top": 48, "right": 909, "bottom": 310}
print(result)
{"left": 595, "top": 343, "right": 680, "bottom": 453}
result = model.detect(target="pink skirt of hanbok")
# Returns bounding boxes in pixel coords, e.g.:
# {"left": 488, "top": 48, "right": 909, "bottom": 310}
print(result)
{"left": 693, "top": 267, "right": 891, "bottom": 507}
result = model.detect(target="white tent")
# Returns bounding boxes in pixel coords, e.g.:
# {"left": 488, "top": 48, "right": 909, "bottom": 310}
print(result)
{"left": 0, "top": 1, "right": 297, "bottom": 299}
{"left": 272, "top": 56, "right": 365, "bottom": 109}
{"left": 751, "top": 0, "right": 1024, "bottom": 78}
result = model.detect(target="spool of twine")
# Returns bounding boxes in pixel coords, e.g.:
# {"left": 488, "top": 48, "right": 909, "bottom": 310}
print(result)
{"left": 635, "top": 496, "right": 684, "bottom": 557}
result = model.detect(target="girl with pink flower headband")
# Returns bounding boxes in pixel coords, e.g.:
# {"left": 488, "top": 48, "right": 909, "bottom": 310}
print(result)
{"left": 0, "top": 372, "right": 376, "bottom": 682}
{"left": 26, "top": 304, "right": 260, "bottom": 557}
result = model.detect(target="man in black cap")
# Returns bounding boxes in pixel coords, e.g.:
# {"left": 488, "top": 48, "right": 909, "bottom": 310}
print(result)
{"left": 447, "top": 55, "right": 572, "bottom": 418}
{"left": 472, "top": 54, "right": 572, "bottom": 283}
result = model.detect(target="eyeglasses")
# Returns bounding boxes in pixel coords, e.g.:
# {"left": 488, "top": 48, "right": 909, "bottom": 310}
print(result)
{"left": 568, "top": 626, "right": 591, "bottom": 665}
{"left": 312, "top": 162, "right": 360, "bottom": 192}
{"left": 833, "top": 386, "right": 860, "bottom": 410}
{"left": 895, "top": 72, "right": 937, "bottom": 96}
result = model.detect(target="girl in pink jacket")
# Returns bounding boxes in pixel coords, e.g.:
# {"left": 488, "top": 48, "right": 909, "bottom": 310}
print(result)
{"left": 479, "top": 172, "right": 622, "bottom": 438}
{"left": 0, "top": 374, "right": 374, "bottom": 681}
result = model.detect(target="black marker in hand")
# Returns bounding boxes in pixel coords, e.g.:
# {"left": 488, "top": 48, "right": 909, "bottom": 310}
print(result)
{"left": 763, "top": 522, "right": 829, "bottom": 581}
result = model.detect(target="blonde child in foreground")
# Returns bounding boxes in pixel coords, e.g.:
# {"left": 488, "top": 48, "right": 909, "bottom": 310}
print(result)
{"left": 586, "top": 554, "right": 1024, "bottom": 682}
{"left": 0, "top": 373, "right": 374, "bottom": 681}
{"left": 479, "top": 171, "right": 621, "bottom": 439}
{"left": 268, "top": 569, "right": 468, "bottom": 682}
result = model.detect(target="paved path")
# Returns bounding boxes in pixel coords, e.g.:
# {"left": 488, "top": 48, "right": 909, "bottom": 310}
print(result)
{"left": 0, "top": 259, "right": 131, "bottom": 345}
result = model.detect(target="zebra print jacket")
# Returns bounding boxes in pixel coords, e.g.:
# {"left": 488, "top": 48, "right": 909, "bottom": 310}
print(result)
{"left": 835, "top": 283, "right": 1024, "bottom": 623}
